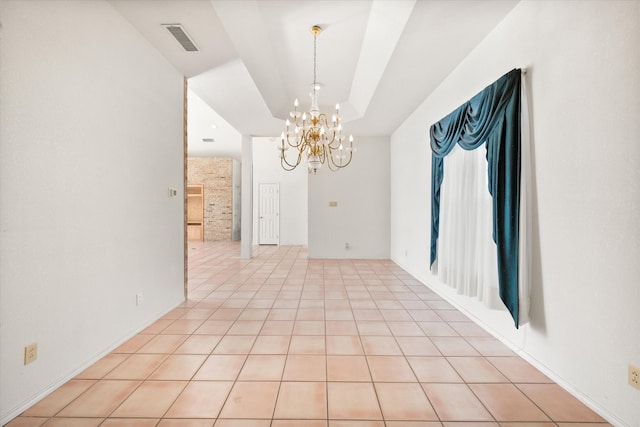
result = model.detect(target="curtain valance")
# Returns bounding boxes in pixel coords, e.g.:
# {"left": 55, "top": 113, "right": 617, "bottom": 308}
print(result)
{"left": 429, "top": 68, "right": 521, "bottom": 326}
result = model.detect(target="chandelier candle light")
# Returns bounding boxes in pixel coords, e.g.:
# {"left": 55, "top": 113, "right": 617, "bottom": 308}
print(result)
{"left": 279, "top": 25, "right": 354, "bottom": 173}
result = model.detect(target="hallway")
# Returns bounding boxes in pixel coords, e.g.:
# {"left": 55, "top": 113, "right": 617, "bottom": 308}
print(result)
{"left": 8, "top": 242, "right": 609, "bottom": 426}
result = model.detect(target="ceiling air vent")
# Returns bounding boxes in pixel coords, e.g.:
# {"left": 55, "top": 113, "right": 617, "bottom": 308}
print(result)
{"left": 162, "top": 24, "right": 199, "bottom": 52}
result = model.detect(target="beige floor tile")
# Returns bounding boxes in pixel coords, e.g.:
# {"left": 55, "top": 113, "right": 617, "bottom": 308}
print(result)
{"left": 238, "top": 355, "right": 286, "bottom": 380}
{"left": 161, "top": 319, "right": 205, "bottom": 335}
{"left": 430, "top": 337, "right": 480, "bottom": 356}
{"left": 100, "top": 420, "right": 158, "bottom": 427}
{"left": 385, "top": 422, "right": 442, "bottom": 427}
{"left": 210, "top": 308, "right": 243, "bottom": 320}
{"left": 194, "top": 354, "right": 246, "bottom": 380}
{"left": 449, "top": 321, "right": 491, "bottom": 337}
{"left": 418, "top": 321, "right": 459, "bottom": 337}
{"left": 174, "top": 335, "right": 222, "bottom": 354}
{"left": 327, "top": 383, "right": 382, "bottom": 420}
{"left": 296, "top": 308, "right": 325, "bottom": 320}
{"left": 395, "top": 336, "right": 441, "bottom": 356}
{"left": 212, "top": 335, "right": 256, "bottom": 354}
{"left": 293, "top": 320, "right": 325, "bottom": 335}
{"left": 140, "top": 319, "right": 174, "bottom": 334}
{"left": 517, "top": 384, "right": 607, "bottom": 422}
{"left": 387, "top": 322, "right": 425, "bottom": 336}
{"left": 356, "top": 321, "right": 392, "bottom": 336}
{"left": 282, "top": 354, "right": 326, "bottom": 381}
{"left": 273, "top": 382, "right": 327, "bottom": 419}
{"left": 360, "top": 336, "right": 402, "bottom": 355}
{"left": 194, "top": 320, "right": 234, "bottom": 335}
{"left": 408, "top": 310, "right": 442, "bottom": 322}
{"left": 23, "top": 380, "right": 96, "bottom": 416}
{"left": 268, "top": 308, "right": 297, "bottom": 320}
{"left": 74, "top": 354, "right": 129, "bottom": 379}
{"left": 486, "top": 356, "right": 551, "bottom": 383}
{"left": 466, "top": 337, "right": 515, "bottom": 356}
{"left": 366, "top": 355, "right": 416, "bottom": 382}
{"left": 42, "top": 418, "right": 103, "bottom": 426}
{"left": 238, "top": 308, "right": 271, "bottom": 321}
{"left": 57, "top": 380, "right": 140, "bottom": 417}
{"left": 165, "top": 381, "right": 233, "bottom": 418}
{"left": 379, "top": 309, "right": 413, "bottom": 322}
{"left": 352, "top": 309, "right": 384, "bottom": 321}
{"left": 104, "top": 354, "right": 167, "bottom": 380}
{"left": 260, "top": 320, "right": 295, "bottom": 335}
{"left": 329, "top": 422, "right": 385, "bottom": 427}
{"left": 219, "top": 382, "right": 280, "bottom": 418}
{"left": 251, "top": 335, "right": 291, "bottom": 354}
{"left": 326, "top": 335, "right": 364, "bottom": 355}
{"left": 4, "top": 418, "right": 49, "bottom": 427}
{"left": 327, "top": 355, "right": 371, "bottom": 382}
{"left": 137, "top": 334, "right": 188, "bottom": 353}
{"left": 375, "top": 383, "right": 438, "bottom": 420}
{"left": 181, "top": 307, "right": 216, "bottom": 320}
{"left": 469, "top": 383, "right": 550, "bottom": 422}
{"left": 289, "top": 336, "right": 325, "bottom": 354}
{"left": 273, "top": 421, "right": 327, "bottom": 427}
{"left": 325, "top": 320, "right": 359, "bottom": 335}
{"left": 498, "top": 423, "right": 556, "bottom": 427}
{"left": 111, "top": 381, "right": 186, "bottom": 417}
{"left": 214, "top": 421, "right": 271, "bottom": 427}
{"left": 446, "top": 356, "right": 509, "bottom": 383}
{"left": 422, "top": 383, "right": 493, "bottom": 421}
{"left": 148, "top": 354, "right": 207, "bottom": 380}
{"left": 157, "top": 420, "right": 214, "bottom": 427}
{"left": 227, "top": 320, "right": 265, "bottom": 335}
{"left": 112, "top": 334, "right": 154, "bottom": 353}
{"left": 407, "top": 357, "right": 463, "bottom": 383}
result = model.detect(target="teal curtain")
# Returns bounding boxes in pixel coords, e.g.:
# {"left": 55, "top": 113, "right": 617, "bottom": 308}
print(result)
{"left": 429, "top": 69, "right": 521, "bottom": 327}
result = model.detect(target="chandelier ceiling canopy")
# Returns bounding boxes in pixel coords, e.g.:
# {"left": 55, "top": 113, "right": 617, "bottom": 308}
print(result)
{"left": 278, "top": 25, "right": 355, "bottom": 173}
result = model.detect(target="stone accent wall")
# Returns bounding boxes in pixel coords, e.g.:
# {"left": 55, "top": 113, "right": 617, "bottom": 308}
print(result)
{"left": 187, "top": 157, "right": 233, "bottom": 241}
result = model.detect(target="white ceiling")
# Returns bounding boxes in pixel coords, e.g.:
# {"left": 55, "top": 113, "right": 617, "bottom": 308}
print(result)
{"left": 109, "top": 0, "right": 519, "bottom": 140}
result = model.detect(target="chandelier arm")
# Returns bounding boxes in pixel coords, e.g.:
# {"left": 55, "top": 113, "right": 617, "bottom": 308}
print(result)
{"left": 326, "top": 151, "right": 339, "bottom": 171}
{"left": 280, "top": 159, "right": 298, "bottom": 171}
{"left": 285, "top": 132, "right": 304, "bottom": 149}
{"left": 336, "top": 151, "right": 353, "bottom": 169}
{"left": 326, "top": 144, "right": 353, "bottom": 170}
{"left": 325, "top": 133, "right": 338, "bottom": 148}
{"left": 280, "top": 146, "right": 304, "bottom": 170}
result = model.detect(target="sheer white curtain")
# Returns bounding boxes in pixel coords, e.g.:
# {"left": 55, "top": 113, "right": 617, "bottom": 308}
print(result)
{"left": 437, "top": 145, "right": 504, "bottom": 310}
{"left": 435, "top": 71, "right": 531, "bottom": 325}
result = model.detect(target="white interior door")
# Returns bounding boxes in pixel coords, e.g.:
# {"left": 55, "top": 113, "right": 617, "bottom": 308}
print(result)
{"left": 259, "top": 183, "right": 279, "bottom": 245}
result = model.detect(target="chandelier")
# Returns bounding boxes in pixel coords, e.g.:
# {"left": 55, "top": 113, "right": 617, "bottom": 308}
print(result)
{"left": 279, "top": 25, "right": 354, "bottom": 173}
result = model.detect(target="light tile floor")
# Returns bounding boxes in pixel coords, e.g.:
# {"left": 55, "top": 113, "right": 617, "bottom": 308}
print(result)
{"left": 7, "top": 242, "right": 611, "bottom": 427}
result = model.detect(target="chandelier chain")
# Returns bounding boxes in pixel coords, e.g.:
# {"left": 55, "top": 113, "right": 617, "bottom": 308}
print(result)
{"left": 313, "top": 31, "right": 317, "bottom": 94}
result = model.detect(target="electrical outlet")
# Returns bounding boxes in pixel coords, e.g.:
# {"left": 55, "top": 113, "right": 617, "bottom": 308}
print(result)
{"left": 136, "top": 293, "right": 143, "bottom": 306}
{"left": 24, "top": 343, "right": 38, "bottom": 365}
{"left": 630, "top": 364, "right": 640, "bottom": 390}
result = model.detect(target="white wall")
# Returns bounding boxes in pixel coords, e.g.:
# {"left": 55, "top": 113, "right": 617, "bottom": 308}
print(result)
{"left": 309, "top": 136, "right": 390, "bottom": 259}
{"left": 186, "top": 89, "right": 241, "bottom": 160}
{"left": 0, "top": 1, "right": 185, "bottom": 423}
{"left": 252, "top": 137, "right": 308, "bottom": 246}
{"left": 390, "top": 1, "right": 640, "bottom": 425}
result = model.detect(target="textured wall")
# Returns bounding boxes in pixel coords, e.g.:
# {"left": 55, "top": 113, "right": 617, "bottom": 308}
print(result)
{"left": 187, "top": 157, "right": 233, "bottom": 241}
